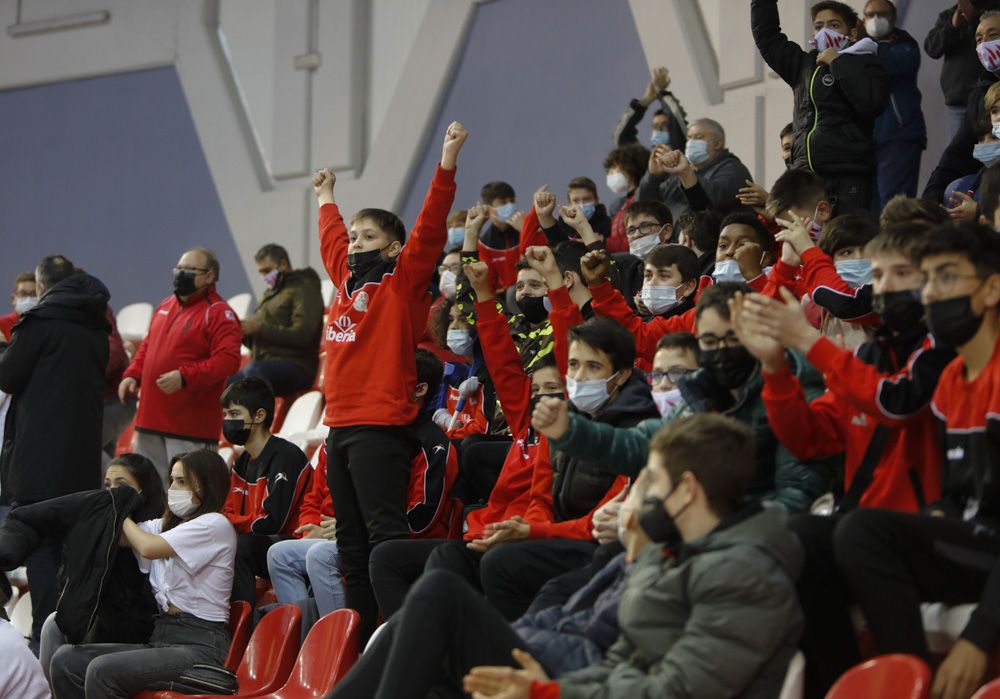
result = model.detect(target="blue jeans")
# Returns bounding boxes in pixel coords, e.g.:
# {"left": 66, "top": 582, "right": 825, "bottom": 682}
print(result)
{"left": 876, "top": 139, "right": 924, "bottom": 209}
{"left": 229, "top": 359, "right": 312, "bottom": 397}
{"left": 265, "top": 538, "right": 344, "bottom": 616}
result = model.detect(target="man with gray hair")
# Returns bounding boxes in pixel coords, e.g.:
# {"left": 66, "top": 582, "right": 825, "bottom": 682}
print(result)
{"left": 118, "top": 247, "right": 242, "bottom": 482}
{"left": 638, "top": 117, "right": 753, "bottom": 223}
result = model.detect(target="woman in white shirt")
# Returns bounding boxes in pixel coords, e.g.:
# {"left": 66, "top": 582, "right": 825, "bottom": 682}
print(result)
{"left": 49, "top": 450, "right": 237, "bottom": 699}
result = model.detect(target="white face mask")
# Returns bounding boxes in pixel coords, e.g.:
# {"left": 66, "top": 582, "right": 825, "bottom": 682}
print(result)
{"left": 439, "top": 270, "right": 457, "bottom": 300}
{"left": 864, "top": 16, "right": 891, "bottom": 40}
{"left": 835, "top": 259, "right": 873, "bottom": 288}
{"left": 640, "top": 285, "right": 680, "bottom": 316}
{"left": 978, "top": 37, "right": 1000, "bottom": 74}
{"left": 446, "top": 328, "right": 474, "bottom": 356}
{"left": 14, "top": 296, "right": 38, "bottom": 315}
{"left": 629, "top": 232, "right": 661, "bottom": 259}
{"left": 652, "top": 388, "right": 684, "bottom": 416}
{"left": 447, "top": 227, "right": 465, "bottom": 250}
{"left": 566, "top": 371, "right": 619, "bottom": 415}
{"left": 606, "top": 171, "right": 630, "bottom": 195}
{"left": 712, "top": 259, "right": 745, "bottom": 283}
{"left": 685, "top": 138, "right": 710, "bottom": 165}
{"left": 168, "top": 489, "right": 198, "bottom": 518}
{"left": 812, "top": 26, "right": 851, "bottom": 52}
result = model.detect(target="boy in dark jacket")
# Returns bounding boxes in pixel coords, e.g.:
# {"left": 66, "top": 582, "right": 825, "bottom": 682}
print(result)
{"left": 313, "top": 122, "right": 466, "bottom": 641}
{"left": 221, "top": 377, "right": 309, "bottom": 607}
{"left": 751, "top": 0, "right": 889, "bottom": 213}
{"left": 231, "top": 243, "right": 325, "bottom": 397}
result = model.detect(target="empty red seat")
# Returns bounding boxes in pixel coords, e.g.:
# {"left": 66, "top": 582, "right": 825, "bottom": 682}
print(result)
{"left": 224, "top": 601, "right": 253, "bottom": 671}
{"left": 135, "top": 604, "right": 302, "bottom": 699}
{"left": 254, "top": 609, "right": 360, "bottom": 698}
{"left": 975, "top": 678, "right": 1000, "bottom": 698}
{"left": 826, "top": 654, "right": 931, "bottom": 699}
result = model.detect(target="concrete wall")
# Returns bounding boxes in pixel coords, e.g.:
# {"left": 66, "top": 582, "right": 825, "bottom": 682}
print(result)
{"left": 0, "top": 0, "right": 964, "bottom": 310}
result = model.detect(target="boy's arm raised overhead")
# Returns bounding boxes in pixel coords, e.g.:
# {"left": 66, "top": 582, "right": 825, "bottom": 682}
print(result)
{"left": 314, "top": 168, "right": 349, "bottom": 288}
{"left": 395, "top": 122, "right": 467, "bottom": 295}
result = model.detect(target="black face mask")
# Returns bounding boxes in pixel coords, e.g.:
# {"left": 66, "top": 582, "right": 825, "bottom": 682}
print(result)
{"left": 638, "top": 493, "right": 689, "bottom": 549}
{"left": 699, "top": 346, "right": 758, "bottom": 390}
{"left": 347, "top": 247, "right": 388, "bottom": 277}
{"left": 222, "top": 418, "right": 252, "bottom": 446}
{"left": 173, "top": 270, "right": 198, "bottom": 297}
{"left": 529, "top": 392, "right": 564, "bottom": 416}
{"left": 872, "top": 290, "right": 924, "bottom": 334}
{"left": 517, "top": 295, "right": 550, "bottom": 324}
{"left": 926, "top": 295, "right": 984, "bottom": 348}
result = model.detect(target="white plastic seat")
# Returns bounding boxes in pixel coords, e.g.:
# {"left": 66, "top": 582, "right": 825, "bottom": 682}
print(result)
{"left": 276, "top": 391, "right": 324, "bottom": 438}
{"left": 3, "top": 586, "right": 19, "bottom": 618}
{"left": 218, "top": 446, "right": 234, "bottom": 467}
{"left": 321, "top": 279, "right": 335, "bottom": 307}
{"left": 227, "top": 293, "right": 253, "bottom": 320}
{"left": 778, "top": 651, "right": 805, "bottom": 699}
{"left": 116, "top": 302, "right": 153, "bottom": 341}
{"left": 9, "top": 592, "right": 31, "bottom": 639}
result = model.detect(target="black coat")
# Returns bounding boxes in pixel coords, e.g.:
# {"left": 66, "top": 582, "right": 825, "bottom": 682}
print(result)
{"left": 751, "top": 0, "right": 889, "bottom": 176}
{"left": 0, "top": 487, "right": 157, "bottom": 644}
{"left": 0, "top": 274, "right": 110, "bottom": 504}
{"left": 924, "top": 3, "right": 1000, "bottom": 107}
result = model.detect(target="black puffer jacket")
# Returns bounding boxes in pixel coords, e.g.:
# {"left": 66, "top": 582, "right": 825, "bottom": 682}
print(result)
{"left": 0, "top": 487, "right": 156, "bottom": 644}
{"left": 551, "top": 373, "right": 659, "bottom": 520}
{"left": 0, "top": 273, "right": 109, "bottom": 505}
{"left": 751, "top": 0, "right": 889, "bottom": 176}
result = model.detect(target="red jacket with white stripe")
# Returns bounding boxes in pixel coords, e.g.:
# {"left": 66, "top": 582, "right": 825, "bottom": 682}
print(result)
{"left": 319, "top": 165, "right": 456, "bottom": 427}
{"left": 224, "top": 435, "right": 310, "bottom": 536}
{"left": 123, "top": 284, "right": 242, "bottom": 441}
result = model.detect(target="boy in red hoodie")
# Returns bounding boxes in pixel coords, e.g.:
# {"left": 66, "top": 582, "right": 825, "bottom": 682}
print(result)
{"left": 312, "top": 122, "right": 466, "bottom": 640}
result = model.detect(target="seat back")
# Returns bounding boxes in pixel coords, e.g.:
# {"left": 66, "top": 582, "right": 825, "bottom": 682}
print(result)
{"left": 227, "top": 293, "right": 253, "bottom": 320}
{"left": 826, "top": 654, "right": 931, "bottom": 699}
{"left": 277, "top": 391, "right": 324, "bottom": 437}
{"left": 224, "top": 600, "right": 253, "bottom": 671}
{"left": 237, "top": 604, "right": 302, "bottom": 694}
{"left": 277, "top": 609, "right": 359, "bottom": 696}
{"left": 778, "top": 651, "right": 805, "bottom": 699}
{"left": 974, "top": 678, "right": 1000, "bottom": 698}
{"left": 320, "top": 279, "right": 335, "bottom": 307}
{"left": 116, "top": 302, "right": 154, "bottom": 341}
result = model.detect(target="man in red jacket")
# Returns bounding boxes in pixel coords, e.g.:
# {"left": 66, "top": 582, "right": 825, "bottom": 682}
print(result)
{"left": 118, "top": 247, "right": 242, "bottom": 483}
{"left": 313, "top": 122, "right": 467, "bottom": 641}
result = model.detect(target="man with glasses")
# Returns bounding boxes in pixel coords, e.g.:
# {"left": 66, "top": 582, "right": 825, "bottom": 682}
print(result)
{"left": 532, "top": 283, "right": 832, "bottom": 513}
{"left": 832, "top": 222, "right": 1000, "bottom": 699}
{"left": 728, "top": 224, "right": 954, "bottom": 698}
{"left": 648, "top": 332, "right": 700, "bottom": 416}
{"left": 119, "top": 248, "right": 242, "bottom": 483}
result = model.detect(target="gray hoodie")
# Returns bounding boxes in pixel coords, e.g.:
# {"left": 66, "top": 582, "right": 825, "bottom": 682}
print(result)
{"left": 555, "top": 506, "right": 803, "bottom": 699}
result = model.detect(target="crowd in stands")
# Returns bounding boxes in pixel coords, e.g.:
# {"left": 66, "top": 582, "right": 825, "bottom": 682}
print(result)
{"left": 6, "top": 1, "right": 1000, "bottom": 697}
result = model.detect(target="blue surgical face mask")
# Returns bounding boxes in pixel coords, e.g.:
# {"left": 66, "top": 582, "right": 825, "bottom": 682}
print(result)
{"left": 974, "top": 141, "right": 1000, "bottom": 167}
{"left": 835, "top": 259, "right": 873, "bottom": 288}
{"left": 650, "top": 131, "right": 671, "bottom": 147}
{"left": 712, "top": 259, "right": 744, "bottom": 283}
{"left": 578, "top": 202, "right": 596, "bottom": 220}
{"left": 447, "top": 227, "right": 465, "bottom": 250}
{"left": 993, "top": 123, "right": 1000, "bottom": 140}
{"left": 685, "top": 138, "right": 710, "bottom": 165}
{"left": 494, "top": 202, "right": 517, "bottom": 222}
{"left": 446, "top": 328, "right": 474, "bottom": 356}
{"left": 566, "top": 371, "right": 619, "bottom": 415}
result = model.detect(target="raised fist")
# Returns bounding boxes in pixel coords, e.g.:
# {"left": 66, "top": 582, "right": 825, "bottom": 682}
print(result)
{"left": 313, "top": 168, "right": 336, "bottom": 204}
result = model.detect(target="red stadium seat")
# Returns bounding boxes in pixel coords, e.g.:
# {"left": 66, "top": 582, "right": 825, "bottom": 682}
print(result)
{"left": 224, "top": 601, "right": 253, "bottom": 671}
{"left": 135, "top": 604, "right": 302, "bottom": 699}
{"left": 253, "top": 609, "right": 360, "bottom": 698}
{"left": 975, "top": 678, "right": 1000, "bottom": 698}
{"left": 826, "top": 654, "right": 931, "bottom": 699}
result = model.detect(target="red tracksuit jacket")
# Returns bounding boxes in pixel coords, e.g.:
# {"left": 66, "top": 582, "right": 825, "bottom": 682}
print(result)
{"left": 123, "top": 285, "right": 242, "bottom": 441}
{"left": 318, "top": 165, "right": 456, "bottom": 427}
{"left": 443, "top": 384, "right": 489, "bottom": 440}
{"left": 464, "top": 299, "right": 550, "bottom": 541}
{"left": 293, "top": 425, "right": 458, "bottom": 540}
{"left": 762, "top": 333, "right": 951, "bottom": 511}
{"left": 224, "top": 435, "right": 310, "bottom": 537}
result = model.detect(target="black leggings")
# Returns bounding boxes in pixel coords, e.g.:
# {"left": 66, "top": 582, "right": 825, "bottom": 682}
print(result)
{"left": 835, "top": 509, "right": 1000, "bottom": 658}
{"left": 327, "top": 569, "right": 525, "bottom": 699}
{"left": 326, "top": 426, "right": 416, "bottom": 642}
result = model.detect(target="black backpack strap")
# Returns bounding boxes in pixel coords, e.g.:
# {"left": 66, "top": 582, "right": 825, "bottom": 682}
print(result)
{"left": 838, "top": 424, "right": 891, "bottom": 512}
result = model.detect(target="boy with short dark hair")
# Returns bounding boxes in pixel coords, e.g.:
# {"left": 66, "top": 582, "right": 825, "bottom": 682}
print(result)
{"left": 649, "top": 332, "right": 700, "bottom": 416}
{"left": 534, "top": 177, "right": 613, "bottom": 246}
{"left": 751, "top": 0, "right": 889, "bottom": 212}
{"left": 220, "top": 377, "right": 309, "bottom": 606}
{"left": 834, "top": 222, "right": 1000, "bottom": 699}
{"left": 478, "top": 180, "right": 521, "bottom": 290}
{"left": 312, "top": 121, "right": 467, "bottom": 640}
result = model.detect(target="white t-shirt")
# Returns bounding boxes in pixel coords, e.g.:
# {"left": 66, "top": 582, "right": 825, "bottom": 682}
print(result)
{"left": 0, "top": 618, "right": 50, "bottom": 699}
{"left": 137, "top": 513, "right": 237, "bottom": 623}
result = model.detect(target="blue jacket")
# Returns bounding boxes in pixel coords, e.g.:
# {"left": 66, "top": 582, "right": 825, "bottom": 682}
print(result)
{"left": 873, "top": 29, "right": 927, "bottom": 147}
{"left": 512, "top": 552, "right": 629, "bottom": 677}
